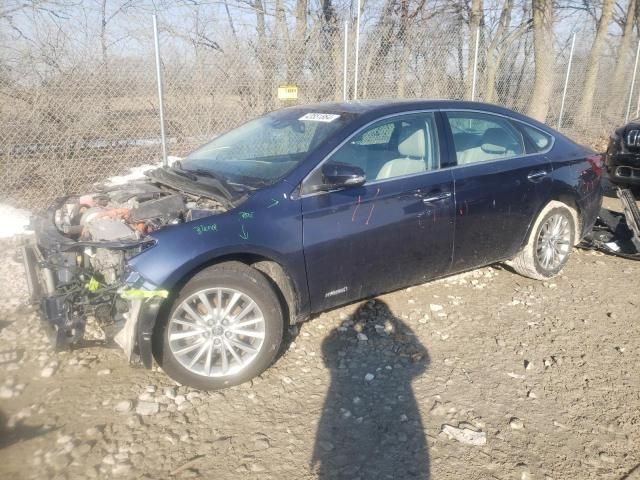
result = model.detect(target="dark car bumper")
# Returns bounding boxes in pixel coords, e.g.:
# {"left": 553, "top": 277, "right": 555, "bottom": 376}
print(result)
{"left": 607, "top": 164, "right": 640, "bottom": 186}
{"left": 605, "top": 150, "right": 640, "bottom": 186}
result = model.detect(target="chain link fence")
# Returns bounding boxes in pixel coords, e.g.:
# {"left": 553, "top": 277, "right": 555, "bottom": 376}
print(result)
{"left": 0, "top": 4, "right": 635, "bottom": 208}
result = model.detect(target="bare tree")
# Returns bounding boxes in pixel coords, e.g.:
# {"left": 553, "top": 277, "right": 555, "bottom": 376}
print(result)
{"left": 576, "top": 0, "right": 615, "bottom": 123}
{"left": 527, "top": 0, "right": 554, "bottom": 121}
{"left": 610, "top": 0, "right": 637, "bottom": 112}
{"left": 287, "top": 0, "right": 308, "bottom": 85}
{"left": 249, "top": 0, "right": 275, "bottom": 110}
{"left": 483, "top": 0, "right": 531, "bottom": 104}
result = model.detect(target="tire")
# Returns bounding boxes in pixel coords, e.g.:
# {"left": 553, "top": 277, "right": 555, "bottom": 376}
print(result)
{"left": 153, "top": 261, "right": 284, "bottom": 390}
{"left": 511, "top": 205, "right": 576, "bottom": 280}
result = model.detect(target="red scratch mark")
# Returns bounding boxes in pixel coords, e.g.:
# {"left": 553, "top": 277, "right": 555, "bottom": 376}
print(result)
{"left": 364, "top": 188, "right": 381, "bottom": 225}
{"left": 365, "top": 204, "right": 375, "bottom": 225}
{"left": 459, "top": 208, "right": 464, "bottom": 216}
{"left": 352, "top": 195, "right": 361, "bottom": 222}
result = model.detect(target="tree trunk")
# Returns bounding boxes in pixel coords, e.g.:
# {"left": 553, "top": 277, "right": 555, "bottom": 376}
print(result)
{"left": 527, "top": 0, "right": 554, "bottom": 122}
{"left": 274, "top": 0, "right": 289, "bottom": 50}
{"left": 484, "top": 0, "right": 513, "bottom": 104}
{"left": 100, "top": 0, "right": 111, "bottom": 127}
{"left": 223, "top": 0, "right": 239, "bottom": 50}
{"left": 396, "top": 0, "right": 410, "bottom": 97}
{"left": 362, "top": 0, "right": 395, "bottom": 97}
{"left": 610, "top": 0, "right": 637, "bottom": 113}
{"left": 466, "top": 0, "right": 483, "bottom": 99}
{"left": 576, "top": 0, "right": 615, "bottom": 124}
{"left": 288, "top": 0, "right": 308, "bottom": 85}
{"left": 457, "top": 14, "right": 465, "bottom": 97}
{"left": 333, "top": 29, "right": 343, "bottom": 100}
{"left": 319, "top": 0, "right": 338, "bottom": 101}
{"left": 254, "top": 0, "right": 274, "bottom": 111}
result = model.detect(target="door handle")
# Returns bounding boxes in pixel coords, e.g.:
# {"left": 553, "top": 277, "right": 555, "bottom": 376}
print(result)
{"left": 421, "top": 191, "right": 452, "bottom": 204}
{"left": 527, "top": 170, "right": 549, "bottom": 182}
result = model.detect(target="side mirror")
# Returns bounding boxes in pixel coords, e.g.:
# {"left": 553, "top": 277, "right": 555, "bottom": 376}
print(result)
{"left": 317, "top": 162, "right": 366, "bottom": 191}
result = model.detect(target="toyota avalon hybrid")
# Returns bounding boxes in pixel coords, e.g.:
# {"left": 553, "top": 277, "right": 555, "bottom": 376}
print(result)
{"left": 21, "top": 100, "right": 603, "bottom": 390}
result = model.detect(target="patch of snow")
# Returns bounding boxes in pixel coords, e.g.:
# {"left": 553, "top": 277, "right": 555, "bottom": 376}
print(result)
{"left": 0, "top": 156, "right": 183, "bottom": 239}
{"left": 0, "top": 204, "right": 32, "bottom": 238}
{"left": 103, "top": 156, "right": 181, "bottom": 187}
{"left": 104, "top": 164, "right": 158, "bottom": 186}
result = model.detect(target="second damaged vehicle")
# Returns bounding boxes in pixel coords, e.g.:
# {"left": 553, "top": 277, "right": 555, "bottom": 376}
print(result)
{"left": 22, "top": 100, "right": 603, "bottom": 390}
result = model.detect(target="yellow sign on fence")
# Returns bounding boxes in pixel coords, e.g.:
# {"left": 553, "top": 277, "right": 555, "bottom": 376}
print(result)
{"left": 278, "top": 85, "right": 298, "bottom": 100}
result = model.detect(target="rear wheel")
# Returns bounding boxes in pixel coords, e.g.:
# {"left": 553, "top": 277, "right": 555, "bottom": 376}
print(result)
{"left": 511, "top": 205, "right": 575, "bottom": 280}
{"left": 154, "top": 262, "right": 284, "bottom": 390}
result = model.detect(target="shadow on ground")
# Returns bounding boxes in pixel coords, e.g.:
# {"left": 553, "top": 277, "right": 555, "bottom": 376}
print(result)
{"left": 0, "top": 409, "right": 52, "bottom": 450}
{"left": 311, "top": 299, "right": 430, "bottom": 479}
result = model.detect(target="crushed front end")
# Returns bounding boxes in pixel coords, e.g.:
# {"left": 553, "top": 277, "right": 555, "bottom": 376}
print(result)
{"left": 20, "top": 178, "right": 227, "bottom": 366}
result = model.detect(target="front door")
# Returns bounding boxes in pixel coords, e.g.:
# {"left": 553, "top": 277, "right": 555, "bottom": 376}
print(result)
{"left": 300, "top": 112, "right": 455, "bottom": 312}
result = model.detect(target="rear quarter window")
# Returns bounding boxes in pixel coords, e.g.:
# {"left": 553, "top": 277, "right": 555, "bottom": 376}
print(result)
{"left": 521, "top": 124, "right": 553, "bottom": 153}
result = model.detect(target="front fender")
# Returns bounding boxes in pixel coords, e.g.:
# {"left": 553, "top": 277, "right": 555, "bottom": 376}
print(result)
{"left": 126, "top": 187, "right": 308, "bottom": 314}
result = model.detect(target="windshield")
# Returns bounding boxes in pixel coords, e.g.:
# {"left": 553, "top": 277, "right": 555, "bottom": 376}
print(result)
{"left": 182, "top": 109, "right": 356, "bottom": 188}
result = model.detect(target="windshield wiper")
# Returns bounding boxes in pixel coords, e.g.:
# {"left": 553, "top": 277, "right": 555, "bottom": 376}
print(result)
{"left": 168, "top": 164, "right": 198, "bottom": 181}
{"left": 169, "top": 165, "right": 239, "bottom": 191}
{"left": 183, "top": 168, "right": 254, "bottom": 194}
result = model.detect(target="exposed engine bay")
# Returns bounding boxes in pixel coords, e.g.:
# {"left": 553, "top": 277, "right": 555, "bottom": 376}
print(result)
{"left": 21, "top": 176, "right": 229, "bottom": 359}
{"left": 55, "top": 181, "right": 226, "bottom": 284}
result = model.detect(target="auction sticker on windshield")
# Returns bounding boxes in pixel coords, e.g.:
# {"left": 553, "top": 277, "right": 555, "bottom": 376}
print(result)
{"left": 299, "top": 113, "right": 341, "bottom": 122}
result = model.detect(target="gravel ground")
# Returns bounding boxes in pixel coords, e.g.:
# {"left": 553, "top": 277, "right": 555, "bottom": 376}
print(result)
{"left": 1, "top": 192, "right": 639, "bottom": 480}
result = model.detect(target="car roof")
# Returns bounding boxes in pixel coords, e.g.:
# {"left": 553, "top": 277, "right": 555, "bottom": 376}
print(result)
{"left": 284, "top": 99, "right": 521, "bottom": 116}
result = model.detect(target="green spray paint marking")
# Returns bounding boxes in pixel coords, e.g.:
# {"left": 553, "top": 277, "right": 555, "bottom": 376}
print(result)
{"left": 267, "top": 198, "right": 280, "bottom": 208}
{"left": 238, "top": 211, "right": 254, "bottom": 220}
{"left": 239, "top": 224, "right": 249, "bottom": 240}
{"left": 193, "top": 223, "right": 218, "bottom": 235}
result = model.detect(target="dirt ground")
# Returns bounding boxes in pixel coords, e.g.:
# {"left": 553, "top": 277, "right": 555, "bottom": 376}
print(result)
{"left": 1, "top": 189, "right": 639, "bottom": 480}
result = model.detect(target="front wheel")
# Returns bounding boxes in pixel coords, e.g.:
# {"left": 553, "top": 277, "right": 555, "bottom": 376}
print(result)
{"left": 511, "top": 205, "right": 576, "bottom": 280}
{"left": 153, "top": 262, "right": 284, "bottom": 390}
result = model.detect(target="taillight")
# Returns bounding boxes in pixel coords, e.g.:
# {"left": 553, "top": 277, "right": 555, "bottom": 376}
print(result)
{"left": 587, "top": 154, "right": 604, "bottom": 177}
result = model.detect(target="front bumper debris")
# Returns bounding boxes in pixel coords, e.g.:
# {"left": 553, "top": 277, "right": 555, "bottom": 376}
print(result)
{"left": 20, "top": 238, "right": 165, "bottom": 366}
{"left": 581, "top": 188, "right": 640, "bottom": 260}
{"left": 115, "top": 289, "right": 167, "bottom": 367}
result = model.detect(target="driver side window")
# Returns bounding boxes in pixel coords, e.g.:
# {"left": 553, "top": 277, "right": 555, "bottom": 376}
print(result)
{"left": 302, "top": 112, "right": 439, "bottom": 194}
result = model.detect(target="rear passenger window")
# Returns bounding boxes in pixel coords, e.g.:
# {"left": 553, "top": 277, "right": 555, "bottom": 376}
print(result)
{"left": 521, "top": 124, "right": 553, "bottom": 152}
{"left": 447, "top": 112, "right": 525, "bottom": 165}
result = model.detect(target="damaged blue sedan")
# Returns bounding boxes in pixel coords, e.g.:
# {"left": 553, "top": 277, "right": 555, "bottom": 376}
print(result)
{"left": 21, "top": 100, "right": 603, "bottom": 390}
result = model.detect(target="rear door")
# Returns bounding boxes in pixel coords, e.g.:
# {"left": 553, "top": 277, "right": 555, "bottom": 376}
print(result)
{"left": 300, "top": 112, "right": 455, "bottom": 312}
{"left": 443, "top": 110, "right": 553, "bottom": 272}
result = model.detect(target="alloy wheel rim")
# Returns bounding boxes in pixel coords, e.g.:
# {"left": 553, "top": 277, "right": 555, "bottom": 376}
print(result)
{"left": 536, "top": 213, "right": 571, "bottom": 271}
{"left": 168, "top": 287, "right": 265, "bottom": 377}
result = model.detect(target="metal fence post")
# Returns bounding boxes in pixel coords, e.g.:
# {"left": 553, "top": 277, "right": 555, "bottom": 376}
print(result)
{"left": 353, "top": 0, "right": 361, "bottom": 100}
{"left": 626, "top": 41, "right": 640, "bottom": 123}
{"left": 558, "top": 33, "right": 576, "bottom": 130}
{"left": 471, "top": 26, "right": 480, "bottom": 101}
{"left": 153, "top": 14, "right": 168, "bottom": 167}
{"left": 343, "top": 21, "right": 349, "bottom": 101}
